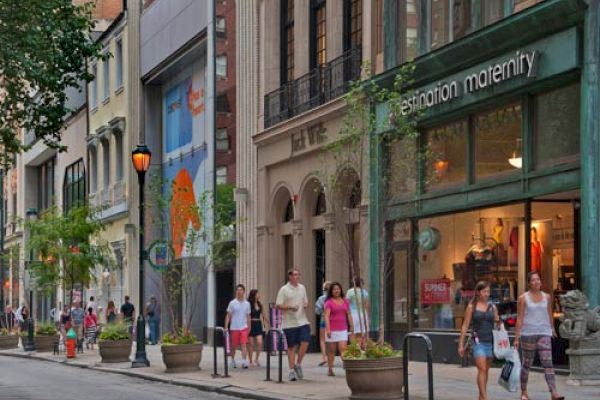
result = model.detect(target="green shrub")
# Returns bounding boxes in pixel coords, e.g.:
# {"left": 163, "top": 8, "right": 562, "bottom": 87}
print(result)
{"left": 0, "top": 328, "right": 10, "bottom": 336}
{"left": 98, "top": 322, "right": 130, "bottom": 341}
{"left": 342, "top": 339, "right": 401, "bottom": 360}
{"left": 162, "top": 328, "right": 197, "bottom": 345}
{"left": 35, "top": 322, "right": 58, "bottom": 336}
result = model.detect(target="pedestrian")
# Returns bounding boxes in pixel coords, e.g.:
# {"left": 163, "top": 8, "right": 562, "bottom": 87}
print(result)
{"left": 18, "top": 305, "right": 29, "bottom": 334}
{"left": 106, "top": 300, "right": 117, "bottom": 325}
{"left": 315, "top": 281, "right": 331, "bottom": 367}
{"left": 59, "top": 305, "right": 71, "bottom": 339}
{"left": 120, "top": 295, "right": 135, "bottom": 334}
{"left": 1, "top": 305, "right": 16, "bottom": 333}
{"left": 514, "top": 271, "right": 564, "bottom": 400}
{"left": 84, "top": 307, "right": 97, "bottom": 350}
{"left": 86, "top": 296, "right": 97, "bottom": 316}
{"left": 346, "top": 277, "right": 370, "bottom": 343}
{"left": 324, "top": 282, "right": 353, "bottom": 377}
{"left": 247, "top": 289, "right": 269, "bottom": 367}
{"left": 145, "top": 295, "right": 161, "bottom": 345}
{"left": 70, "top": 302, "right": 85, "bottom": 342}
{"left": 276, "top": 268, "right": 310, "bottom": 381}
{"left": 458, "top": 281, "right": 500, "bottom": 400}
{"left": 225, "top": 284, "right": 251, "bottom": 369}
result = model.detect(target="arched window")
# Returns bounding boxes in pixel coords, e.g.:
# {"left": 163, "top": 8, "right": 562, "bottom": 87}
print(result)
{"left": 284, "top": 199, "right": 294, "bottom": 222}
{"left": 63, "top": 159, "right": 86, "bottom": 212}
{"left": 314, "top": 186, "right": 326, "bottom": 216}
{"left": 348, "top": 180, "right": 361, "bottom": 209}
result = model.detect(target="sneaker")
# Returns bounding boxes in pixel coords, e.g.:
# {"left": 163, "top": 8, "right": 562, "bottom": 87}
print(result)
{"left": 294, "top": 364, "right": 303, "bottom": 380}
{"left": 288, "top": 370, "right": 297, "bottom": 381}
{"left": 242, "top": 359, "right": 249, "bottom": 369}
{"left": 231, "top": 358, "right": 237, "bottom": 368}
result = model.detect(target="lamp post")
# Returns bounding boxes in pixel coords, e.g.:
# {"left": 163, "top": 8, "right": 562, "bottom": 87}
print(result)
{"left": 131, "top": 144, "right": 151, "bottom": 368}
{"left": 24, "top": 208, "right": 37, "bottom": 352}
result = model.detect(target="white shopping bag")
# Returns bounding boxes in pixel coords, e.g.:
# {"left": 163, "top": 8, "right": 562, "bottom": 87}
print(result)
{"left": 145, "top": 322, "right": 151, "bottom": 339}
{"left": 498, "top": 348, "right": 521, "bottom": 392}
{"left": 493, "top": 324, "right": 511, "bottom": 359}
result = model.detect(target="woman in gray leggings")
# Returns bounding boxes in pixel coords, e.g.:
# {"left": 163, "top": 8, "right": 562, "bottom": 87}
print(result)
{"left": 514, "top": 271, "right": 563, "bottom": 400}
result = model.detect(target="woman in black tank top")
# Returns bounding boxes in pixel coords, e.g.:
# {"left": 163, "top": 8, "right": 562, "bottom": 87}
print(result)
{"left": 247, "top": 290, "right": 268, "bottom": 366}
{"left": 458, "top": 281, "right": 500, "bottom": 400}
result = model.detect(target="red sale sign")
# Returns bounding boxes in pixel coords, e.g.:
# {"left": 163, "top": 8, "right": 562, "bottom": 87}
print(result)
{"left": 421, "top": 278, "right": 451, "bottom": 304}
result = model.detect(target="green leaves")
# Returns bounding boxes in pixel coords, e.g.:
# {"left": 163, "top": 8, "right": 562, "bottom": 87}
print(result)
{"left": 0, "top": 0, "right": 106, "bottom": 158}
{"left": 25, "top": 205, "right": 114, "bottom": 293}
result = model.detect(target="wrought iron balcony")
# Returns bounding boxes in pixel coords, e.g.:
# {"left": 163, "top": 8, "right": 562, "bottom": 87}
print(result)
{"left": 264, "top": 47, "right": 362, "bottom": 128}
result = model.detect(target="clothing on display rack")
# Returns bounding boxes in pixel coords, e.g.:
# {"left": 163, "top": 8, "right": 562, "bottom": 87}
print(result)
{"left": 509, "top": 227, "right": 519, "bottom": 265}
{"left": 531, "top": 241, "right": 542, "bottom": 272}
{"left": 464, "top": 243, "right": 495, "bottom": 288}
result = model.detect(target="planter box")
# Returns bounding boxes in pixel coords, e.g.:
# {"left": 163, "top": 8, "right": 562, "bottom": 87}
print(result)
{"left": 0, "top": 335, "right": 19, "bottom": 350}
{"left": 161, "top": 343, "right": 203, "bottom": 373}
{"left": 34, "top": 335, "right": 59, "bottom": 352}
{"left": 99, "top": 339, "right": 132, "bottom": 363}
{"left": 343, "top": 356, "right": 404, "bottom": 400}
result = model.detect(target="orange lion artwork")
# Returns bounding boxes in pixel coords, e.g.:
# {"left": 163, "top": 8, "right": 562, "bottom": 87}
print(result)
{"left": 170, "top": 168, "right": 202, "bottom": 258}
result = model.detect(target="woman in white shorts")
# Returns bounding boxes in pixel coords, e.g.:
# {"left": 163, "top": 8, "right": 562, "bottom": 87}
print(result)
{"left": 346, "top": 277, "right": 369, "bottom": 341}
{"left": 324, "top": 282, "right": 353, "bottom": 376}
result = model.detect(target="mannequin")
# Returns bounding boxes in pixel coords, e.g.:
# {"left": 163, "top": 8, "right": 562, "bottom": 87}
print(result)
{"left": 493, "top": 218, "right": 504, "bottom": 247}
{"left": 530, "top": 227, "right": 543, "bottom": 272}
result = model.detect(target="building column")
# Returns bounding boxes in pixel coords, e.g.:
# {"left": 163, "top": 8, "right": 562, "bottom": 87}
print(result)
{"left": 581, "top": 0, "right": 600, "bottom": 307}
{"left": 368, "top": 125, "right": 383, "bottom": 334}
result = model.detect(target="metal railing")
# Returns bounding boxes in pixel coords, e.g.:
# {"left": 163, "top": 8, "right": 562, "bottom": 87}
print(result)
{"left": 265, "top": 328, "right": 285, "bottom": 383}
{"left": 264, "top": 47, "right": 362, "bottom": 128}
{"left": 403, "top": 332, "right": 434, "bottom": 400}
{"left": 212, "top": 327, "right": 230, "bottom": 378}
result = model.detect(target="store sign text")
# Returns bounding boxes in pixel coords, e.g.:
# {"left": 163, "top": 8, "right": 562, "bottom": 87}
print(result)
{"left": 291, "top": 123, "right": 327, "bottom": 154}
{"left": 401, "top": 50, "right": 540, "bottom": 116}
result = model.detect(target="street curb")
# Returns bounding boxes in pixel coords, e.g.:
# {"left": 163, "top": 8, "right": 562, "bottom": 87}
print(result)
{"left": 0, "top": 351, "right": 306, "bottom": 400}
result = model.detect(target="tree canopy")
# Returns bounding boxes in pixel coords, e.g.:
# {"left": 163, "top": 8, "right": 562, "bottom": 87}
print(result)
{"left": 0, "top": 0, "right": 104, "bottom": 157}
{"left": 26, "top": 205, "right": 114, "bottom": 296}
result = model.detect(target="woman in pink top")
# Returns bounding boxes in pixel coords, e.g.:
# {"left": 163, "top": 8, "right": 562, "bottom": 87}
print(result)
{"left": 324, "top": 282, "right": 354, "bottom": 376}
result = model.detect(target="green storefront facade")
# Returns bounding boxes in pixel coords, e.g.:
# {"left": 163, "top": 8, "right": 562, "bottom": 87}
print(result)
{"left": 369, "top": 0, "right": 597, "bottom": 366}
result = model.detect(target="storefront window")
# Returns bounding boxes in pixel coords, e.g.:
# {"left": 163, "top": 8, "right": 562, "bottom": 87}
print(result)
{"left": 401, "top": 0, "right": 420, "bottom": 62}
{"left": 430, "top": 0, "right": 450, "bottom": 50}
{"left": 514, "top": 0, "right": 545, "bottom": 13}
{"left": 426, "top": 119, "right": 468, "bottom": 189}
{"left": 483, "top": 0, "right": 504, "bottom": 25}
{"left": 535, "top": 84, "right": 580, "bottom": 168}
{"left": 474, "top": 103, "right": 522, "bottom": 180}
{"left": 387, "top": 135, "right": 417, "bottom": 198}
{"left": 415, "top": 204, "right": 524, "bottom": 330}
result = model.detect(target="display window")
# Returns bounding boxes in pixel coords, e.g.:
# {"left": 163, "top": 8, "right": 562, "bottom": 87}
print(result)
{"left": 426, "top": 119, "right": 468, "bottom": 189}
{"left": 414, "top": 203, "right": 525, "bottom": 331}
{"left": 534, "top": 83, "right": 580, "bottom": 169}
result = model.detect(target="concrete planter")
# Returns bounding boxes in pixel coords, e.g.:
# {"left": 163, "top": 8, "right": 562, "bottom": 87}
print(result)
{"left": 34, "top": 335, "right": 58, "bottom": 352}
{"left": 0, "top": 335, "right": 19, "bottom": 350}
{"left": 161, "top": 343, "right": 203, "bottom": 373}
{"left": 98, "top": 339, "right": 132, "bottom": 363}
{"left": 566, "top": 338, "right": 600, "bottom": 385}
{"left": 343, "top": 356, "right": 404, "bottom": 400}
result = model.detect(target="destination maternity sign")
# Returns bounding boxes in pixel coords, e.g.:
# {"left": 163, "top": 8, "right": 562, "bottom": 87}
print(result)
{"left": 377, "top": 27, "right": 579, "bottom": 123}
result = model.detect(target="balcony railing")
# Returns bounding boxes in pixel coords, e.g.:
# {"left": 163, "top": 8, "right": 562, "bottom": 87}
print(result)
{"left": 264, "top": 47, "right": 362, "bottom": 128}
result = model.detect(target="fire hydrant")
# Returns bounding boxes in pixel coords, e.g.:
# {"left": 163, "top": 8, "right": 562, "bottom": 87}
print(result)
{"left": 66, "top": 327, "right": 77, "bottom": 358}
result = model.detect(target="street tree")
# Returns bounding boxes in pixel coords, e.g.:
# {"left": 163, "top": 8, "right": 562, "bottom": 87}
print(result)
{"left": 0, "top": 0, "right": 105, "bottom": 158}
{"left": 147, "top": 174, "right": 236, "bottom": 342}
{"left": 319, "top": 63, "right": 422, "bottom": 343}
{"left": 25, "top": 205, "right": 114, "bottom": 303}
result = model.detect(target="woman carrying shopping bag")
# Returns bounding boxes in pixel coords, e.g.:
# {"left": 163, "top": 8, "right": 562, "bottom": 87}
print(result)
{"left": 458, "top": 281, "right": 501, "bottom": 400}
{"left": 514, "top": 271, "right": 564, "bottom": 400}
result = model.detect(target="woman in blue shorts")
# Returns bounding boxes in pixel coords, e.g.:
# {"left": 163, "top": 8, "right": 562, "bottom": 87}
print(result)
{"left": 458, "top": 281, "right": 500, "bottom": 400}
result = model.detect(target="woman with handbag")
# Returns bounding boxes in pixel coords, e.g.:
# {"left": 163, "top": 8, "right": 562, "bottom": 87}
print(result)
{"left": 324, "top": 282, "right": 353, "bottom": 377}
{"left": 247, "top": 289, "right": 269, "bottom": 366}
{"left": 514, "top": 271, "right": 564, "bottom": 400}
{"left": 458, "top": 281, "right": 500, "bottom": 400}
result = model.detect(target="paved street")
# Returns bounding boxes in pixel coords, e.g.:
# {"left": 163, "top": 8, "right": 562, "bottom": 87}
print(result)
{"left": 0, "top": 357, "right": 235, "bottom": 400}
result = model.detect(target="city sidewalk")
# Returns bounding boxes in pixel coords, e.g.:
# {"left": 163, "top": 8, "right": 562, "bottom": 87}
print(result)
{"left": 1, "top": 344, "right": 599, "bottom": 400}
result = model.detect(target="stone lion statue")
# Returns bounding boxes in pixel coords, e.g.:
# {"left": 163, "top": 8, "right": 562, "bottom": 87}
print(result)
{"left": 559, "top": 290, "right": 600, "bottom": 341}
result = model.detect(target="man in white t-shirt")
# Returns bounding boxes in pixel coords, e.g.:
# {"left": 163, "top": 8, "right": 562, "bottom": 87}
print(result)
{"left": 225, "top": 284, "right": 251, "bottom": 369}
{"left": 276, "top": 268, "right": 310, "bottom": 381}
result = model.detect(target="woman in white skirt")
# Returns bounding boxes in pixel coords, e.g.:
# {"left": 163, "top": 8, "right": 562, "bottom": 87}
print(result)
{"left": 346, "top": 277, "right": 369, "bottom": 342}
{"left": 324, "top": 282, "right": 353, "bottom": 376}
